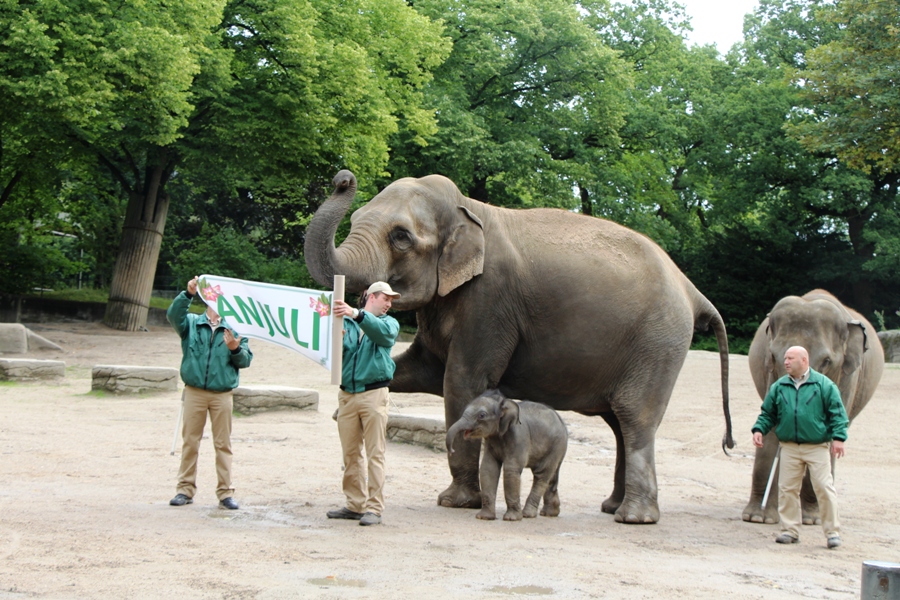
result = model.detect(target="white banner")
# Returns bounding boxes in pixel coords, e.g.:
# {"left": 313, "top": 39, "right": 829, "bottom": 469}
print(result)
{"left": 197, "top": 274, "right": 333, "bottom": 370}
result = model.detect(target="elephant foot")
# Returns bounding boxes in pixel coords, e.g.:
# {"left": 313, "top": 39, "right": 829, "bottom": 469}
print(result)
{"left": 613, "top": 498, "right": 659, "bottom": 524}
{"left": 503, "top": 510, "right": 523, "bottom": 521}
{"left": 475, "top": 509, "right": 496, "bottom": 520}
{"left": 522, "top": 506, "right": 538, "bottom": 519}
{"left": 601, "top": 495, "right": 622, "bottom": 515}
{"left": 540, "top": 502, "right": 560, "bottom": 517}
{"left": 438, "top": 482, "right": 482, "bottom": 509}
{"left": 802, "top": 514, "right": 821, "bottom": 526}
{"left": 741, "top": 500, "right": 778, "bottom": 524}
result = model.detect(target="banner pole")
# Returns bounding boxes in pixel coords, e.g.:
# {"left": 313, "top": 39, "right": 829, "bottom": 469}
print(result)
{"left": 331, "top": 275, "right": 345, "bottom": 385}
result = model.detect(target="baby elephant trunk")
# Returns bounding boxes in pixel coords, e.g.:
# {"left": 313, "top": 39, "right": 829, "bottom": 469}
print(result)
{"left": 445, "top": 418, "right": 472, "bottom": 455}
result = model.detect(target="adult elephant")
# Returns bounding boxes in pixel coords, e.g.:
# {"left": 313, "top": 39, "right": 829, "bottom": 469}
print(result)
{"left": 742, "top": 289, "right": 884, "bottom": 524}
{"left": 305, "top": 170, "right": 734, "bottom": 524}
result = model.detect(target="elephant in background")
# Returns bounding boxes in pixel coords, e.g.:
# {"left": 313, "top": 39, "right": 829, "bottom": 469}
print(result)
{"left": 305, "top": 170, "right": 734, "bottom": 524}
{"left": 446, "top": 390, "right": 568, "bottom": 521}
{"left": 742, "top": 289, "right": 884, "bottom": 524}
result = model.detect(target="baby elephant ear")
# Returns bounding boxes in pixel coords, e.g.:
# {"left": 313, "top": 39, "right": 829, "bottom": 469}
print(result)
{"left": 498, "top": 398, "right": 520, "bottom": 436}
{"left": 438, "top": 206, "right": 485, "bottom": 297}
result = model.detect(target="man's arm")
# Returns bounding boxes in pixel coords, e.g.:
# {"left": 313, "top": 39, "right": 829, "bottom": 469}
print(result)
{"left": 358, "top": 313, "right": 399, "bottom": 347}
{"left": 166, "top": 277, "right": 198, "bottom": 338}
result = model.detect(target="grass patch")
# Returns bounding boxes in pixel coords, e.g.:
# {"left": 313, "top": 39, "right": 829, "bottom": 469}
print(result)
{"left": 81, "top": 388, "right": 111, "bottom": 398}
{"left": 0, "top": 380, "right": 19, "bottom": 387}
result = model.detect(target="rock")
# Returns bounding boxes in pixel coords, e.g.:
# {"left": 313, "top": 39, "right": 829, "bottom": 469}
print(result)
{"left": 26, "top": 328, "right": 63, "bottom": 351}
{"left": 0, "top": 324, "right": 27, "bottom": 354}
{"left": 878, "top": 330, "right": 900, "bottom": 363}
{"left": 0, "top": 358, "right": 66, "bottom": 380}
{"left": 92, "top": 365, "right": 178, "bottom": 394}
{"left": 387, "top": 414, "right": 446, "bottom": 452}
{"left": 0, "top": 324, "right": 63, "bottom": 353}
{"left": 232, "top": 385, "right": 319, "bottom": 415}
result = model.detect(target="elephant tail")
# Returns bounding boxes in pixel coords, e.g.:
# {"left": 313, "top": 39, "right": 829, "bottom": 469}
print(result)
{"left": 694, "top": 295, "right": 735, "bottom": 455}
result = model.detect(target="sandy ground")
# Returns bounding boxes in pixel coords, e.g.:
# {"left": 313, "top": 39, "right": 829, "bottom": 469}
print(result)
{"left": 1, "top": 321, "right": 898, "bottom": 599}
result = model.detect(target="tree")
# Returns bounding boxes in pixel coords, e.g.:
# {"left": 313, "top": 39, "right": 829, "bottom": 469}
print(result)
{"left": 391, "top": 0, "right": 631, "bottom": 208}
{"left": 790, "top": 0, "right": 900, "bottom": 174}
{"left": 2, "top": 0, "right": 450, "bottom": 329}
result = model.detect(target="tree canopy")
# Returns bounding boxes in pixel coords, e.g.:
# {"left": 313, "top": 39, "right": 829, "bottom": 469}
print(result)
{"left": 2, "top": 0, "right": 899, "bottom": 338}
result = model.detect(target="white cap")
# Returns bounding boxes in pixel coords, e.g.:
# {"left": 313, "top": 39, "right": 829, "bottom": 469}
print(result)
{"left": 366, "top": 281, "right": 400, "bottom": 297}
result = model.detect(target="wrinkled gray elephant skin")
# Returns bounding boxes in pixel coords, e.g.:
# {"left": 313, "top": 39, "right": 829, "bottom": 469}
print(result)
{"left": 742, "top": 289, "right": 884, "bottom": 525}
{"left": 305, "top": 170, "right": 734, "bottom": 524}
{"left": 446, "top": 390, "right": 568, "bottom": 521}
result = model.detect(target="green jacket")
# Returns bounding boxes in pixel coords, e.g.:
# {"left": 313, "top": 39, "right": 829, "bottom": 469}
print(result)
{"left": 752, "top": 368, "right": 849, "bottom": 444}
{"left": 167, "top": 291, "right": 253, "bottom": 392}
{"left": 340, "top": 310, "right": 399, "bottom": 393}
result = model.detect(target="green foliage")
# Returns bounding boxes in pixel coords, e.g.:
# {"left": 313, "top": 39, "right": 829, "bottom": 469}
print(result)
{"left": 790, "top": 0, "right": 900, "bottom": 174}
{"left": 169, "top": 224, "right": 317, "bottom": 290}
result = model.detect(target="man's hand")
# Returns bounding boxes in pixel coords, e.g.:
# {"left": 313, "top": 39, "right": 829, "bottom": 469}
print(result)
{"left": 187, "top": 276, "right": 199, "bottom": 295}
{"left": 752, "top": 432, "right": 764, "bottom": 448}
{"left": 333, "top": 299, "right": 354, "bottom": 318}
{"left": 224, "top": 329, "right": 241, "bottom": 351}
{"left": 831, "top": 440, "right": 845, "bottom": 459}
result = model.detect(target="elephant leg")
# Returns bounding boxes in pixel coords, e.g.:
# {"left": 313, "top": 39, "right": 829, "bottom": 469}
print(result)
{"left": 600, "top": 412, "right": 625, "bottom": 515}
{"left": 800, "top": 468, "right": 821, "bottom": 525}
{"left": 539, "top": 465, "right": 561, "bottom": 517}
{"left": 476, "top": 452, "right": 500, "bottom": 520}
{"left": 439, "top": 436, "right": 483, "bottom": 509}
{"left": 742, "top": 432, "right": 780, "bottom": 524}
{"left": 501, "top": 464, "right": 524, "bottom": 521}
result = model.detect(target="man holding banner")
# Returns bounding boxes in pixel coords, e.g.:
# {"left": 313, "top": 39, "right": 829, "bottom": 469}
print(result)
{"left": 167, "top": 276, "right": 253, "bottom": 510}
{"left": 327, "top": 282, "right": 401, "bottom": 526}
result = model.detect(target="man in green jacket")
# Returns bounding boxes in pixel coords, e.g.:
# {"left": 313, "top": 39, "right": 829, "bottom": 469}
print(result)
{"left": 752, "top": 345, "right": 849, "bottom": 549}
{"left": 167, "top": 276, "right": 253, "bottom": 510}
{"left": 327, "top": 281, "right": 400, "bottom": 526}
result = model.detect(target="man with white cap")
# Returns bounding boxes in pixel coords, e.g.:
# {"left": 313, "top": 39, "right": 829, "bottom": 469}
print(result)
{"left": 328, "top": 281, "right": 401, "bottom": 526}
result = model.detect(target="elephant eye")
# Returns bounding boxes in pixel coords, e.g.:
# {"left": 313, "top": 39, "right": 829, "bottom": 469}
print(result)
{"left": 389, "top": 228, "right": 413, "bottom": 250}
{"left": 477, "top": 411, "right": 487, "bottom": 420}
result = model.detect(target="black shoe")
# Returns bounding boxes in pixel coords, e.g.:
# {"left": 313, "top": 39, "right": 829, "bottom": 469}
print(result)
{"left": 170, "top": 494, "right": 193, "bottom": 506}
{"left": 219, "top": 497, "right": 239, "bottom": 510}
{"left": 326, "top": 507, "right": 364, "bottom": 520}
{"left": 359, "top": 512, "right": 382, "bottom": 526}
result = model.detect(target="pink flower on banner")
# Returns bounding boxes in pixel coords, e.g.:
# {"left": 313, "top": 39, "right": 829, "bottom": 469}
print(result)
{"left": 201, "top": 285, "right": 222, "bottom": 302}
{"left": 311, "top": 293, "right": 331, "bottom": 317}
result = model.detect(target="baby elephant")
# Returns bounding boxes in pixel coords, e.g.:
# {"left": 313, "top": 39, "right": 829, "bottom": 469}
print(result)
{"left": 446, "top": 390, "right": 568, "bottom": 521}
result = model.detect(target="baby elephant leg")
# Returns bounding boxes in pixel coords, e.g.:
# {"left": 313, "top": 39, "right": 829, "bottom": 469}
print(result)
{"left": 476, "top": 453, "right": 501, "bottom": 520}
{"left": 523, "top": 472, "right": 550, "bottom": 519}
{"left": 539, "top": 466, "right": 561, "bottom": 517}
{"left": 502, "top": 466, "right": 524, "bottom": 521}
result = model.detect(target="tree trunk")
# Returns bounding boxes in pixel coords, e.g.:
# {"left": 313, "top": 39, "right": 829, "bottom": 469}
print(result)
{"left": 103, "top": 190, "right": 169, "bottom": 331}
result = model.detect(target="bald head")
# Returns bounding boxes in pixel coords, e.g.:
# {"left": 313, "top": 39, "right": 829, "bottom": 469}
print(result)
{"left": 783, "top": 346, "right": 809, "bottom": 378}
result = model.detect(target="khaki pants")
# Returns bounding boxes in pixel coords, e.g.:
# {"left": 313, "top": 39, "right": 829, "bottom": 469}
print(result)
{"left": 176, "top": 386, "right": 234, "bottom": 501}
{"left": 337, "top": 387, "right": 389, "bottom": 516}
{"left": 778, "top": 441, "right": 840, "bottom": 540}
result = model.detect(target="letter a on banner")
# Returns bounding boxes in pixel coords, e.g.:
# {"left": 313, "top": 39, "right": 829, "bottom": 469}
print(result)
{"left": 196, "top": 274, "right": 334, "bottom": 371}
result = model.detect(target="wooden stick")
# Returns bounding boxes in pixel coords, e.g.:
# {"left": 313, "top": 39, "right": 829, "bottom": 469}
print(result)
{"left": 331, "top": 275, "right": 345, "bottom": 385}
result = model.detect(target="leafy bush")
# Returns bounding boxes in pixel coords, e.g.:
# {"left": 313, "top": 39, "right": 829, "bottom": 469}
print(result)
{"left": 168, "top": 224, "right": 319, "bottom": 290}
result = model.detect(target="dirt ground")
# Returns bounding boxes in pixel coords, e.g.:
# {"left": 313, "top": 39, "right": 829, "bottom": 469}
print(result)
{"left": 1, "top": 321, "right": 898, "bottom": 599}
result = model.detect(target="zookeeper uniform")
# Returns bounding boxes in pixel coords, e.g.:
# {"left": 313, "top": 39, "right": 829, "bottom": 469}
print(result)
{"left": 751, "top": 367, "right": 849, "bottom": 542}
{"left": 167, "top": 290, "right": 252, "bottom": 502}
{"left": 336, "top": 307, "right": 399, "bottom": 517}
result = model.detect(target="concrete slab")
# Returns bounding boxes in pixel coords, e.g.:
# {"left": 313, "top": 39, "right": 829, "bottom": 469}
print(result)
{"left": 387, "top": 413, "right": 446, "bottom": 452}
{"left": 92, "top": 365, "right": 178, "bottom": 394}
{"left": 232, "top": 385, "right": 319, "bottom": 415}
{"left": 0, "top": 324, "right": 27, "bottom": 354}
{"left": 878, "top": 330, "right": 900, "bottom": 363}
{"left": 0, "top": 358, "right": 66, "bottom": 380}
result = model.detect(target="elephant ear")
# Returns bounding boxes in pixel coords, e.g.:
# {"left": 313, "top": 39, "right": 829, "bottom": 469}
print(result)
{"left": 498, "top": 398, "right": 520, "bottom": 437}
{"left": 438, "top": 206, "right": 485, "bottom": 297}
{"left": 843, "top": 320, "right": 868, "bottom": 376}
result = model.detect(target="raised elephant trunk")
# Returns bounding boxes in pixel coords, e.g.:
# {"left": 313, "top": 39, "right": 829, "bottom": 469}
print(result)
{"left": 446, "top": 418, "right": 472, "bottom": 455}
{"left": 304, "top": 170, "right": 382, "bottom": 291}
